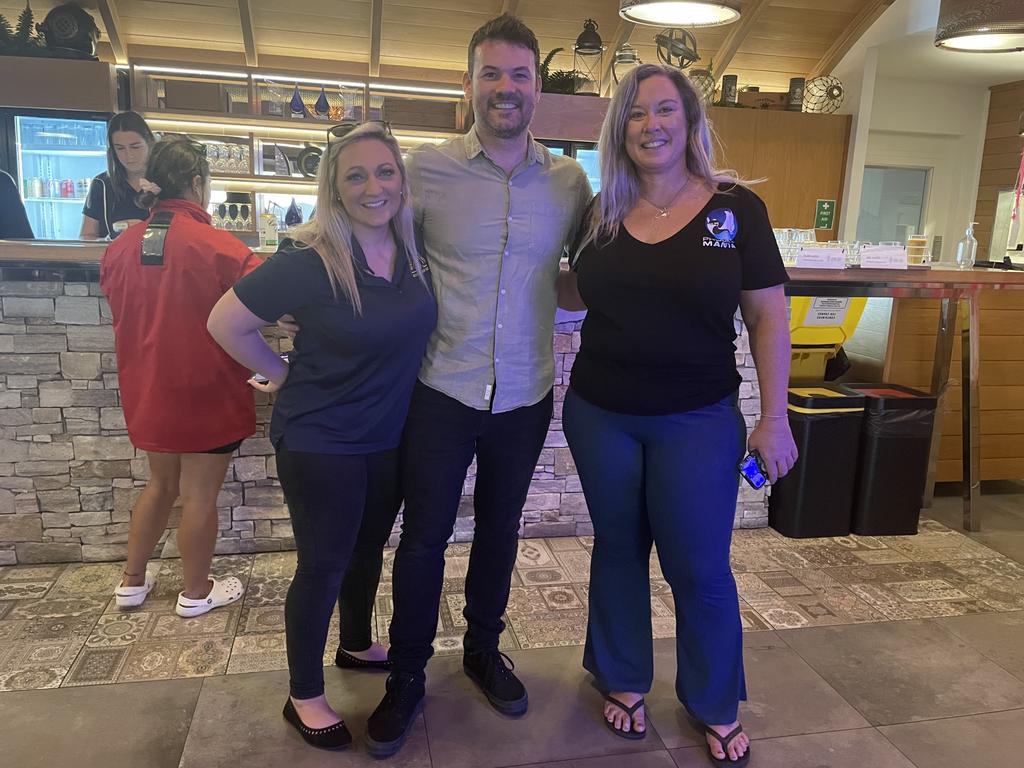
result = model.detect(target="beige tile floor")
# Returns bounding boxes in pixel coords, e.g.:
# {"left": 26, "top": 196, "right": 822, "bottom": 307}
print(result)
{"left": 0, "top": 512, "right": 1022, "bottom": 767}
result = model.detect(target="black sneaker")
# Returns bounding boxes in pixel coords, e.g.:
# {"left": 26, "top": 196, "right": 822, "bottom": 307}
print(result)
{"left": 463, "top": 649, "right": 528, "bottom": 716}
{"left": 365, "top": 672, "right": 425, "bottom": 758}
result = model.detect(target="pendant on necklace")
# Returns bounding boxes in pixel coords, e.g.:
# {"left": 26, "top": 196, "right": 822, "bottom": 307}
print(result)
{"left": 655, "top": 208, "right": 669, "bottom": 219}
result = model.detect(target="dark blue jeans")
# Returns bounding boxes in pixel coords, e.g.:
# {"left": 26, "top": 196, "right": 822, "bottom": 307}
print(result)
{"left": 388, "top": 382, "right": 554, "bottom": 680}
{"left": 562, "top": 388, "right": 747, "bottom": 725}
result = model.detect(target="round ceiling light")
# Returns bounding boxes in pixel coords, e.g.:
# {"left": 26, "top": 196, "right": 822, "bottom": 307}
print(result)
{"left": 935, "top": 0, "right": 1024, "bottom": 53}
{"left": 619, "top": 1, "right": 741, "bottom": 27}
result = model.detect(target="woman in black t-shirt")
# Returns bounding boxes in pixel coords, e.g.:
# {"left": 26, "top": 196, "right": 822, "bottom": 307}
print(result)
{"left": 208, "top": 123, "right": 436, "bottom": 751}
{"left": 80, "top": 111, "right": 155, "bottom": 240}
{"left": 556, "top": 64, "right": 796, "bottom": 767}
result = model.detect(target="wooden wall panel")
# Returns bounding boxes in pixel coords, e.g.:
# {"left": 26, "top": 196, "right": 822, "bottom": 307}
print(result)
{"left": 973, "top": 80, "right": 1024, "bottom": 261}
{"left": 885, "top": 295, "right": 1024, "bottom": 482}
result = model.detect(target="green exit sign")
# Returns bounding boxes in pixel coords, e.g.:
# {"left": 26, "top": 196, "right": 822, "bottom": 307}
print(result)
{"left": 815, "top": 199, "right": 836, "bottom": 230}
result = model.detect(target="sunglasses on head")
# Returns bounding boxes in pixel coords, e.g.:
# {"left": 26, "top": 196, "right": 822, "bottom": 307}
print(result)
{"left": 326, "top": 120, "right": 392, "bottom": 144}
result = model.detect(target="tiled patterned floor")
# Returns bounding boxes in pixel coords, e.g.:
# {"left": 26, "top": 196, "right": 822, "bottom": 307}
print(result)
{"left": 1, "top": 519, "right": 1021, "bottom": 693}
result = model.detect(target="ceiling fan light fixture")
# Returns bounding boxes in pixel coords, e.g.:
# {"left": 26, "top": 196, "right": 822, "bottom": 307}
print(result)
{"left": 935, "top": 0, "right": 1024, "bottom": 53}
{"left": 618, "top": 0, "right": 741, "bottom": 28}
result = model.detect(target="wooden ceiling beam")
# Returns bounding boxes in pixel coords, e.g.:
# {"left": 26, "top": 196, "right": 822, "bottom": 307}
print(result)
{"left": 710, "top": 0, "right": 773, "bottom": 80}
{"left": 600, "top": 19, "right": 636, "bottom": 97}
{"left": 369, "top": 0, "right": 383, "bottom": 77}
{"left": 237, "top": 0, "right": 258, "bottom": 67}
{"left": 807, "top": 0, "right": 894, "bottom": 78}
{"left": 501, "top": 0, "right": 521, "bottom": 15}
{"left": 95, "top": 0, "right": 127, "bottom": 65}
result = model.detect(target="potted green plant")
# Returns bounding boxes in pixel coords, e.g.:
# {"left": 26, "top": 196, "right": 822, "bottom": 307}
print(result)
{"left": 0, "top": 2, "right": 45, "bottom": 57}
{"left": 539, "top": 47, "right": 589, "bottom": 95}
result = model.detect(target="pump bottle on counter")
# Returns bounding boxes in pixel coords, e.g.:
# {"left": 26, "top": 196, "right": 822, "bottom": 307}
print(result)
{"left": 955, "top": 222, "right": 978, "bottom": 270}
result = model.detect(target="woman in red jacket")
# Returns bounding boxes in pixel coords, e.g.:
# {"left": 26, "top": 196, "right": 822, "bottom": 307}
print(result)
{"left": 100, "top": 137, "right": 258, "bottom": 617}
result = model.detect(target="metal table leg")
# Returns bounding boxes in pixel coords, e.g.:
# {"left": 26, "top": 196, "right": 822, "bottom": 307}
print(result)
{"left": 922, "top": 294, "right": 960, "bottom": 508}
{"left": 961, "top": 291, "right": 982, "bottom": 532}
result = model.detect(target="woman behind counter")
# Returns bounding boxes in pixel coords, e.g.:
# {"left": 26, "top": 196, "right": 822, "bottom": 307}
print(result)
{"left": 208, "top": 122, "right": 436, "bottom": 751}
{"left": 81, "top": 111, "right": 155, "bottom": 240}
{"left": 558, "top": 63, "right": 797, "bottom": 767}
{"left": 101, "top": 136, "right": 258, "bottom": 618}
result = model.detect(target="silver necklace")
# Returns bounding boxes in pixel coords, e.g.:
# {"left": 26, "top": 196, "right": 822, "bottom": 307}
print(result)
{"left": 641, "top": 178, "right": 690, "bottom": 220}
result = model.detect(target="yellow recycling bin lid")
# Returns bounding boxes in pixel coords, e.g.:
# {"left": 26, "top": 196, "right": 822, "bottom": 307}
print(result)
{"left": 787, "top": 385, "right": 865, "bottom": 414}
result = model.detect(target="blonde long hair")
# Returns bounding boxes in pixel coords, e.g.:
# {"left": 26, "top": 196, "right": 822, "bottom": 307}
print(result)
{"left": 290, "top": 123, "right": 419, "bottom": 315}
{"left": 580, "top": 63, "right": 749, "bottom": 252}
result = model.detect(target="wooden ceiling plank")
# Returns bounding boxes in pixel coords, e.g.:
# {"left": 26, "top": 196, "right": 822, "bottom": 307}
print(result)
{"left": 599, "top": 19, "right": 636, "bottom": 97}
{"left": 238, "top": 0, "right": 258, "bottom": 67}
{"left": 370, "top": 0, "right": 383, "bottom": 76}
{"left": 711, "top": 0, "right": 773, "bottom": 80}
{"left": 95, "top": 0, "right": 128, "bottom": 65}
{"left": 808, "top": 0, "right": 894, "bottom": 78}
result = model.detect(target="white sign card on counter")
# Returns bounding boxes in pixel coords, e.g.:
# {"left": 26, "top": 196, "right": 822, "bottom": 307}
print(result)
{"left": 796, "top": 247, "right": 846, "bottom": 269}
{"left": 805, "top": 297, "right": 851, "bottom": 326}
{"left": 859, "top": 245, "right": 909, "bottom": 269}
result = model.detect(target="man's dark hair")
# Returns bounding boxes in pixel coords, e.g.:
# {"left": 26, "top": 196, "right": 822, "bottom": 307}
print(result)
{"left": 467, "top": 13, "right": 540, "bottom": 76}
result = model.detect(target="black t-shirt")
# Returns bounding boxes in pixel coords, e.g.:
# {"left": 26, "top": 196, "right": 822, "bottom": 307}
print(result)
{"left": 82, "top": 172, "right": 151, "bottom": 239}
{"left": 570, "top": 184, "right": 787, "bottom": 416}
{"left": 0, "top": 171, "right": 32, "bottom": 238}
{"left": 233, "top": 235, "right": 437, "bottom": 455}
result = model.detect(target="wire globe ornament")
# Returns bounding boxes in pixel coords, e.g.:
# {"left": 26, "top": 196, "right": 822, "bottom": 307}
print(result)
{"left": 802, "top": 76, "right": 845, "bottom": 114}
{"left": 655, "top": 27, "right": 700, "bottom": 69}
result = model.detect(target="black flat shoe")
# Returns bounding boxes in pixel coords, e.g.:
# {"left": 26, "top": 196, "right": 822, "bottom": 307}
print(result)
{"left": 335, "top": 646, "right": 392, "bottom": 671}
{"left": 282, "top": 698, "right": 352, "bottom": 751}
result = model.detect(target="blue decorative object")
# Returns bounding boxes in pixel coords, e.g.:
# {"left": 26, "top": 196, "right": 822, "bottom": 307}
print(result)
{"left": 289, "top": 85, "right": 308, "bottom": 119}
{"left": 314, "top": 86, "right": 330, "bottom": 119}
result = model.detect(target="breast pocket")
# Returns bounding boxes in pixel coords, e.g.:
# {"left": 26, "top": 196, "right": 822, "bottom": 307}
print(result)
{"left": 530, "top": 201, "right": 572, "bottom": 255}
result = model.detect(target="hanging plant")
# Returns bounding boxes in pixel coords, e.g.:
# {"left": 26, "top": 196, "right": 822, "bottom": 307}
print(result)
{"left": 0, "top": 1, "right": 46, "bottom": 57}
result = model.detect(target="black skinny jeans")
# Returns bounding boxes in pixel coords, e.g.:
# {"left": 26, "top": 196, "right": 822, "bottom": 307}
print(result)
{"left": 389, "top": 382, "right": 554, "bottom": 680}
{"left": 277, "top": 445, "right": 401, "bottom": 700}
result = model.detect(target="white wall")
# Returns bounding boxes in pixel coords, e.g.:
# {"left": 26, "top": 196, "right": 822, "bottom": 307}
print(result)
{"left": 861, "top": 76, "right": 989, "bottom": 263}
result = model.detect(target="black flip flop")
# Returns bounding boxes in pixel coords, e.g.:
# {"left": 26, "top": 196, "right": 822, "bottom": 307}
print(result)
{"left": 603, "top": 695, "right": 647, "bottom": 740}
{"left": 703, "top": 723, "right": 751, "bottom": 767}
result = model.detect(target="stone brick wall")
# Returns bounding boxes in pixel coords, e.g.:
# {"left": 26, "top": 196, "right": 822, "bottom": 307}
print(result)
{"left": 0, "top": 272, "right": 767, "bottom": 565}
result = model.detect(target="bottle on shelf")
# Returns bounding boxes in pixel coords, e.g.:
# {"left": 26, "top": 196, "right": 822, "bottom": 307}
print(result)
{"left": 954, "top": 222, "right": 978, "bottom": 270}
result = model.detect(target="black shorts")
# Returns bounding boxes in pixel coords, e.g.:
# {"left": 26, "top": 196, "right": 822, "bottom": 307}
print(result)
{"left": 199, "top": 440, "right": 243, "bottom": 455}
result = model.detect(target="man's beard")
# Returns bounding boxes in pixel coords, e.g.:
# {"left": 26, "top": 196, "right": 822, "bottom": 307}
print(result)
{"left": 475, "top": 98, "right": 532, "bottom": 139}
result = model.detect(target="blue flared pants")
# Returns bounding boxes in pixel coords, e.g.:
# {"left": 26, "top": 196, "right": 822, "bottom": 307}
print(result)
{"left": 562, "top": 388, "right": 748, "bottom": 725}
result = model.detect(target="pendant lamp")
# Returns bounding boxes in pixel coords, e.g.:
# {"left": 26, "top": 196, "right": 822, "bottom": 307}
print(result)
{"left": 618, "top": 0, "right": 740, "bottom": 27}
{"left": 935, "top": 0, "right": 1024, "bottom": 53}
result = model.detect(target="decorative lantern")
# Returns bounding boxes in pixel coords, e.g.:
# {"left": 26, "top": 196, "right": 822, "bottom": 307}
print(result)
{"left": 612, "top": 42, "right": 642, "bottom": 84}
{"left": 573, "top": 19, "right": 605, "bottom": 96}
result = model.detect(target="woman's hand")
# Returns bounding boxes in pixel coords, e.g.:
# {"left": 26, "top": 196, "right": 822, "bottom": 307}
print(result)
{"left": 277, "top": 313, "right": 300, "bottom": 338}
{"left": 747, "top": 416, "right": 797, "bottom": 484}
{"left": 138, "top": 178, "right": 162, "bottom": 196}
{"left": 247, "top": 374, "right": 283, "bottom": 394}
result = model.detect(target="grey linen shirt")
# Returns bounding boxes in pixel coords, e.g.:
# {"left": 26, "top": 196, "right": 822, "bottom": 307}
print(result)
{"left": 406, "top": 126, "right": 592, "bottom": 413}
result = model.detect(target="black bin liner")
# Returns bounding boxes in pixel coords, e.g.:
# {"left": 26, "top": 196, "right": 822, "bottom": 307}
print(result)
{"left": 769, "top": 386, "right": 865, "bottom": 538}
{"left": 841, "top": 384, "right": 937, "bottom": 536}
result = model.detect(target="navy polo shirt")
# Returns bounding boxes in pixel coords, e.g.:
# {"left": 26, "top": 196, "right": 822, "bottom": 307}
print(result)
{"left": 233, "top": 235, "right": 437, "bottom": 455}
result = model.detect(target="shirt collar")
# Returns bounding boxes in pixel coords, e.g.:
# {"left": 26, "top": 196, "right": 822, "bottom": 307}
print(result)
{"left": 152, "top": 198, "right": 212, "bottom": 225}
{"left": 463, "top": 125, "right": 543, "bottom": 169}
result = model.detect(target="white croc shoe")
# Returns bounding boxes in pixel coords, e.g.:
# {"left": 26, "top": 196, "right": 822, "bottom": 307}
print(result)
{"left": 175, "top": 576, "right": 244, "bottom": 618}
{"left": 114, "top": 570, "right": 157, "bottom": 610}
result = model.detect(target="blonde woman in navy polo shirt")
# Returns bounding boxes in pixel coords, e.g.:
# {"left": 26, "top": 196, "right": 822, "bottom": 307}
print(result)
{"left": 558, "top": 64, "right": 797, "bottom": 767}
{"left": 208, "top": 123, "right": 436, "bottom": 751}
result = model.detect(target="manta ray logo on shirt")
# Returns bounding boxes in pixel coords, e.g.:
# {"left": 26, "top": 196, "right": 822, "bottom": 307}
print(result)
{"left": 706, "top": 208, "right": 738, "bottom": 242}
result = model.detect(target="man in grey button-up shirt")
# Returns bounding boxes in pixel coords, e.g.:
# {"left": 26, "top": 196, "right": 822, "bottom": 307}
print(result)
{"left": 367, "top": 14, "right": 591, "bottom": 757}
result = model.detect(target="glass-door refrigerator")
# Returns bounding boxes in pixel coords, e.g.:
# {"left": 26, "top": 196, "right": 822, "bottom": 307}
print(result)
{"left": 1, "top": 108, "right": 111, "bottom": 240}
{"left": 541, "top": 140, "right": 601, "bottom": 194}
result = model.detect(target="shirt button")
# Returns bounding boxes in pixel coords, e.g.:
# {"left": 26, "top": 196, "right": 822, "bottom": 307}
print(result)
{"left": 503, "top": 251, "right": 509, "bottom": 257}
{"left": 500, "top": 289, "right": 506, "bottom": 295}
{"left": 507, "top": 216, "right": 512, "bottom": 223}
{"left": 497, "top": 323, "right": 503, "bottom": 329}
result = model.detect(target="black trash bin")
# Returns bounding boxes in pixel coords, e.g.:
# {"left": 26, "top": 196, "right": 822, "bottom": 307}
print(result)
{"left": 769, "top": 386, "right": 865, "bottom": 538}
{"left": 840, "top": 384, "right": 937, "bottom": 536}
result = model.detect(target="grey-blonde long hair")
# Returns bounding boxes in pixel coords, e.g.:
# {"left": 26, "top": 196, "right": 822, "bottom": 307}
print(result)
{"left": 579, "top": 63, "right": 748, "bottom": 252}
{"left": 290, "top": 123, "right": 419, "bottom": 315}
